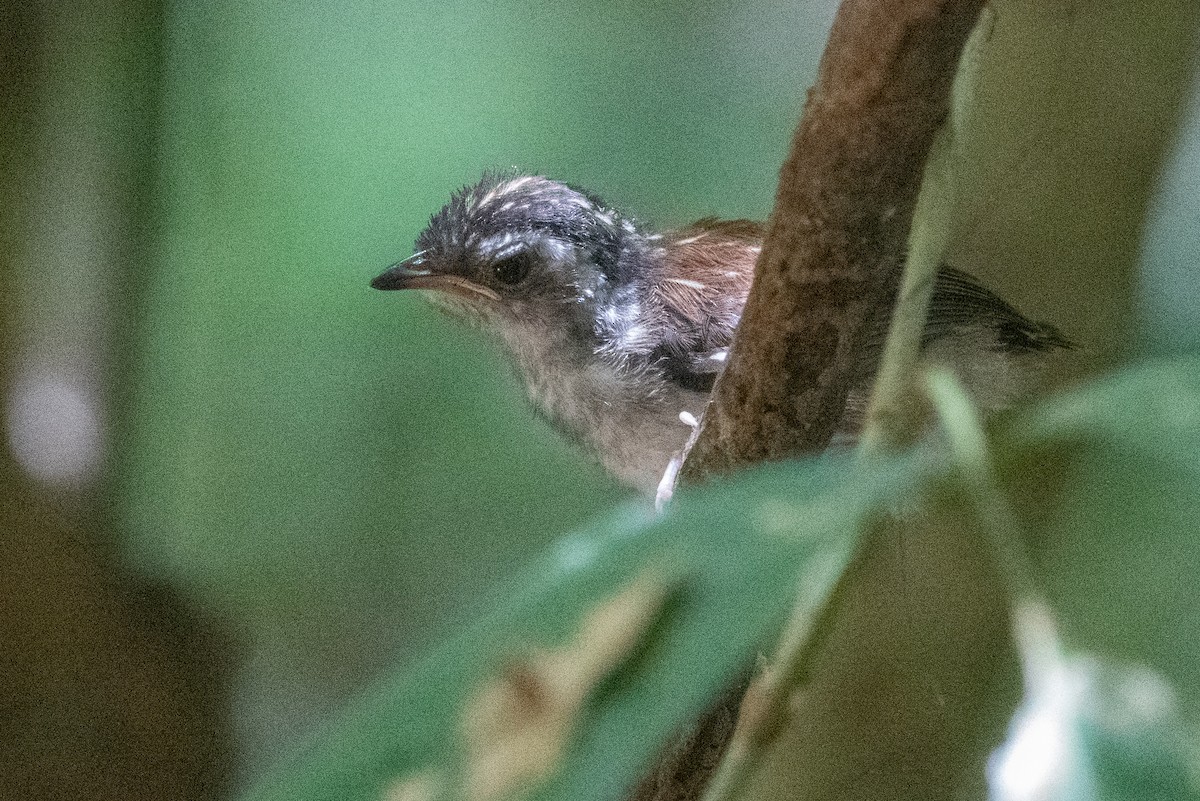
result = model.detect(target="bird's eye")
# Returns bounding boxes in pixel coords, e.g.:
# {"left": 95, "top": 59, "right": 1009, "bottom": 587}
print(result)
{"left": 491, "top": 252, "right": 533, "bottom": 285}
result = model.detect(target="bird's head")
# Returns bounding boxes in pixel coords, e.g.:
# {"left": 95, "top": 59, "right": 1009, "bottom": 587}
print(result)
{"left": 372, "top": 174, "right": 644, "bottom": 350}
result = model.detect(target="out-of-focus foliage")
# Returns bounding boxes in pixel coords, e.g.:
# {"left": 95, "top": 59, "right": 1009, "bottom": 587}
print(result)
{"left": 239, "top": 453, "right": 884, "bottom": 801}
{"left": 5, "top": 0, "right": 1199, "bottom": 796}
{"left": 1140, "top": 55, "right": 1200, "bottom": 354}
{"left": 992, "top": 618, "right": 1199, "bottom": 801}
{"left": 999, "top": 359, "right": 1200, "bottom": 720}
{"left": 239, "top": 355, "right": 1200, "bottom": 801}
{"left": 120, "top": 0, "right": 838, "bottom": 772}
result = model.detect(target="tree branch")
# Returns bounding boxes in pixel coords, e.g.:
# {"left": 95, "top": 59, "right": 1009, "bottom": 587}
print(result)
{"left": 681, "top": 0, "right": 986, "bottom": 482}
{"left": 636, "top": 3, "right": 990, "bottom": 800}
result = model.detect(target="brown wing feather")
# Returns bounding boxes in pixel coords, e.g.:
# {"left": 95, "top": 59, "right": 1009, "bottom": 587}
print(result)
{"left": 657, "top": 219, "right": 760, "bottom": 331}
{"left": 646, "top": 218, "right": 1068, "bottom": 392}
{"left": 640, "top": 220, "right": 761, "bottom": 391}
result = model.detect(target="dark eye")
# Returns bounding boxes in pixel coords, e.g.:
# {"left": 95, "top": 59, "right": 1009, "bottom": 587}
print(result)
{"left": 491, "top": 252, "right": 532, "bottom": 285}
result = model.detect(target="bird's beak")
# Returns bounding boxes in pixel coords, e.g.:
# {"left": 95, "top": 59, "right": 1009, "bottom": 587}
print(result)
{"left": 371, "top": 259, "right": 500, "bottom": 301}
{"left": 371, "top": 261, "right": 435, "bottom": 290}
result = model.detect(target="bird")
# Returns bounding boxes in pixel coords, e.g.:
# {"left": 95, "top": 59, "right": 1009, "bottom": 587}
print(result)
{"left": 372, "top": 172, "right": 1069, "bottom": 496}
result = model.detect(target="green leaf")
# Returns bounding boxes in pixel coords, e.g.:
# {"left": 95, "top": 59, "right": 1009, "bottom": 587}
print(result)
{"left": 240, "top": 353, "right": 1200, "bottom": 801}
{"left": 238, "top": 454, "right": 914, "bottom": 801}
{"left": 995, "top": 356, "right": 1200, "bottom": 722}
{"left": 989, "top": 605, "right": 1200, "bottom": 801}
{"left": 911, "top": 358, "right": 1200, "bottom": 801}
{"left": 1138, "top": 59, "right": 1200, "bottom": 355}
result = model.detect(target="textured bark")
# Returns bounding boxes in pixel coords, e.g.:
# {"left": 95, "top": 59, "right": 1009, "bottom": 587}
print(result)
{"left": 681, "top": 0, "right": 986, "bottom": 482}
{"left": 637, "top": 2, "right": 992, "bottom": 800}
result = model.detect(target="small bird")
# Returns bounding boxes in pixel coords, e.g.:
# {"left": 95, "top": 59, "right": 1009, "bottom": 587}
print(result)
{"left": 372, "top": 173, "right": 1068, "bottom": 495}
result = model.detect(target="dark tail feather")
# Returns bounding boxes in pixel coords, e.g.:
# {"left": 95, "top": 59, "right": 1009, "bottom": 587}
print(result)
{"left": 926, "top": 267, "right": 1073, "bottom": 355}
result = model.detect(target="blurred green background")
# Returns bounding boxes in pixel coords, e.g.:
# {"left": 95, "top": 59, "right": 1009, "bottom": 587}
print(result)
{"left": 3, "top": 0, "right": 1198, "bottom": 797}
{"left": 127, "top": 0, "right": 834, "bottom": 781}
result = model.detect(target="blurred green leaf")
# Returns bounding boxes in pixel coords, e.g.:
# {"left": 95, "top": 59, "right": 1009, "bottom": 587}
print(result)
{"left": 238, "top": 453, "right": 919, "bottom": 801}
{"left": 240, "top": 353, "right": 1200, "bottom": 801}
{"left": 995, "top": 356, "right": 1200, "bottom": 721}
{"left": 1139, "top": 57, "right": 1200, "bottom": 354}
{"left": 990, "top": 609, "right": 1200, "bottom": 801}
{"left": 1078, "top": 663, "right": 1200, "bottom": 800}
{"left": 923, "top": 359, "right": 1200, "bottom": 801}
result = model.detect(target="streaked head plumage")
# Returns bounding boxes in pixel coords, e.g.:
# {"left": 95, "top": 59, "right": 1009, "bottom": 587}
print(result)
{"left": 375, "top": 172, "right": 649, "bottom": 344}
{"left": 414, "top": 173, "right": 636, "bottom": 294}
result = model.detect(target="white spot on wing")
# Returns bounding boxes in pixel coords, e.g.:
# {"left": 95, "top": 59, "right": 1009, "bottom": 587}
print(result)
{"left": 664, "top": 277, "right": 706, "bottom": 290}
{"left": 618, "top": 324, "right": 647, "bottom": 350}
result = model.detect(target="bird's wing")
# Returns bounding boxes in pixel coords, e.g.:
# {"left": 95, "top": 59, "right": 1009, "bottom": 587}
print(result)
{"left": 648, "top": 220, "right": 762, "bottom": 392}
{"left": 650, "top": 217, "right": 1068, "bottom": 393}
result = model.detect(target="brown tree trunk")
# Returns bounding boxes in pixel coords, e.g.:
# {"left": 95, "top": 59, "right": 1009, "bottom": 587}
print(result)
{"left": 638, "top": 3, "right": 1014, "bottom": 800}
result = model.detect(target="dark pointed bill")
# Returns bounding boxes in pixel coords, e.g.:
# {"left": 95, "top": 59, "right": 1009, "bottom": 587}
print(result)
{"left": 370, "top": 257, "right": 501, "bottom": 301}
{"left": 371, "top": 261, "right": 434, "bottom": 290}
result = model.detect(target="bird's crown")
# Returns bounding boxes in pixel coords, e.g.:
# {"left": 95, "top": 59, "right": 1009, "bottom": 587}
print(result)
{"left": 414, "top": 172, "right": 639, "bottom": 287}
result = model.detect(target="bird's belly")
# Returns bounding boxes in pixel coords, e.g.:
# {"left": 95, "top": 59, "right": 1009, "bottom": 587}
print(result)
{"left": 589, "top": 400, "right": 700, "bottom": 495}
{"left": 521, "top": 362, "right": 702, "bottom": 495}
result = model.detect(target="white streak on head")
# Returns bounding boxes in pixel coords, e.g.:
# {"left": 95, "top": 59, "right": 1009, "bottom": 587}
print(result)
{"left": 480, "top": 231, "right": 519, "bottom": 254}
{"left": 542, "top": 238, "right": 571, "bottom": 261}
{"left": 501, "top": 176, "right": 535, "bottom": 194}
{"left": 478, "top": 176, "right": 536, "bottom": 210}
{"left": 674, "top": 234, "right": 705, "bottom": 245}
{"left": 553, "top": 192, "right": 593, "bottom": 210}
